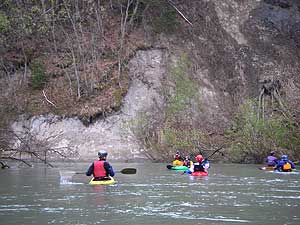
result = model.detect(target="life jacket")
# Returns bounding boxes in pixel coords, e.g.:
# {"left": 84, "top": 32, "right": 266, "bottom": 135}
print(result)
{"left": 282, "top": 162, "right": 292, "bottom": 172}
{"left": 183, "top": 160, "right": 192, "bottom": 167}
{"left": 194, "top": 162, "right": 205, "bottom": 172}
{"left": 173, "top": 160, "right": 184, "bottom": 166}
{"left": 93, "top": 160, "right": 107, "bottom": 177}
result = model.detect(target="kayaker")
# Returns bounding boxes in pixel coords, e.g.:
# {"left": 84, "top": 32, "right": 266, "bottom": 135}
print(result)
{"left": 86, "top": 150, "right": 115, "bottom": 180}
{"left": 275, "top": 155, "right": 295, "bottom": 172}
{"left": 265, "top": 151, "right": 278, "bottom": 167}
{"left": 172, "top": 150, "right": 184, "bottom": 166}
{"left": 183, "top": 155, "right": 193, "bottom": 167}
{"left": 187, "top": 154, "right": 210, "bottom": 174}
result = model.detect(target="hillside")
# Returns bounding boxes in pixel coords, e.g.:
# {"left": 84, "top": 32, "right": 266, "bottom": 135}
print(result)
{"left": 0, "top": 0, "right": 300, "bottom": 164}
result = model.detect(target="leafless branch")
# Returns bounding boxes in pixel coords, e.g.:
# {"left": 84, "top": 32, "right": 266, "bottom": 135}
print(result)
{"left": 166, "top": 0, "right": 193, "bottom": 26}
{"left": 0, "top": 157, "right": 33, "bottom": 167}
{"left": 43, "top": 90, "right": 57, "bottom": 108}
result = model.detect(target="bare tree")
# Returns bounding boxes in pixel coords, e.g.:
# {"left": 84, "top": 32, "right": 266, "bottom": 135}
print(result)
{"left": 0, "top": 128, "right": 76, "bottom": 168}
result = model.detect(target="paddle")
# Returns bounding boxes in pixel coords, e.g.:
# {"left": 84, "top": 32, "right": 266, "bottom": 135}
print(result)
{"left": 75, "top": 168, "right": 137, "bottom": 175}
{"left": 203, "top": 146, "right": 224, "bottom": 161}
{"left": 166, "top": 165, "right": 173, "bottom": 170}
{"left": 181, "top": 147, "right": 223, "bottom": 175}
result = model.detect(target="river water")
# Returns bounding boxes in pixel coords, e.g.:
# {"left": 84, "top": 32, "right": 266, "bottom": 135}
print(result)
{"left": 0, "top": 163, "right": 299, "bottom": 225}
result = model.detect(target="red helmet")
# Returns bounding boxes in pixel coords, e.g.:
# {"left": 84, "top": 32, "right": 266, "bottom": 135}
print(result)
{"left": 195, "top": 155, "right": 203, "bottom": 162}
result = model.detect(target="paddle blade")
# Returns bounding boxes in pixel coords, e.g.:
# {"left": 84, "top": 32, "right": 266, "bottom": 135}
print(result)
{"left": 166, "top": 165, "right": 173, "bottom": 170}
{"left": 120, "top": 168, "right": 136, "bottom": 174}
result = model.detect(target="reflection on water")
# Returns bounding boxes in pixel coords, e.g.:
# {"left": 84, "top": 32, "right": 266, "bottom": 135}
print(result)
{"left": 0, "top": 163, "right": 299, "bottom": 225}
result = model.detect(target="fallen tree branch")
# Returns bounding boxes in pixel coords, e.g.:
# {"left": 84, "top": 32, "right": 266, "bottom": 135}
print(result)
{"left": 166, "top": 0, "right": 193, "bottom": 26}
{"left": 0, "top": 157, "right": 33, "bottom": 167}
{"left": 42, "top": 90, "right": 57, "bottom": 108}
{"left": 0, "top": 161, "right": 10, "bottom": 169}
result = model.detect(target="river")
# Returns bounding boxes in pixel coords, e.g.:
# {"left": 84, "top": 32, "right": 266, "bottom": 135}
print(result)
{"left": 0, "top": 163, "right": 299, "bottom": 225}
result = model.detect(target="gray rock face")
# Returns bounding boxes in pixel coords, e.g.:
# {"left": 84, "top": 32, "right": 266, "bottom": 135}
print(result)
{"left": 11, "top": 50, "right": 166, "bottom": 161}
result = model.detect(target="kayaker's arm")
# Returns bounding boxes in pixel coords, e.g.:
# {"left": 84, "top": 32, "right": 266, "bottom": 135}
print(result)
{"left": 290, "top": 161, "right": 296, "bottom": 169}
{"left": 104, "top": 162, "right": 115, "bottom": 177}
{"left": 86, "top": 163, "right": 94, "bottom": 176}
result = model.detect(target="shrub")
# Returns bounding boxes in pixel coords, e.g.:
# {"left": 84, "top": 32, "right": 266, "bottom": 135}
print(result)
{"left": 166, "top": 56, "right": 198, "bottom": 116}
{"left": 0, "top": 11, "right": 9, "bottom": 32}
{"left": 30, "top": 60, "right": 47, "bottom": 89}
{"left": 226, "top": 99, "right": 300, "bottom": 163}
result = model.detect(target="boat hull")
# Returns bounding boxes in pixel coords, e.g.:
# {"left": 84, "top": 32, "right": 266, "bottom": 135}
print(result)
{"left": 191, "top": 171, "right": 208, "bottom": 176}
{"left": 89, "top": 177, "right": 115, "bottom": 185}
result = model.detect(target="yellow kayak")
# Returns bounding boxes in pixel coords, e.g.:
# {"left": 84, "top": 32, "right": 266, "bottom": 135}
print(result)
{"left": 89, "top": 177, "right": 115, "bottom": 185}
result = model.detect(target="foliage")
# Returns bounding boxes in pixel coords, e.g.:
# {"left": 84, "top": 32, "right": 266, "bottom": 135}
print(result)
{"left": 30, "top": 60, "right": 47, "bottom": 89}
{"left": 148, "top": 2, "right": 179, "bottom": 34}
{"left": 0, "top": 11, "right": 9, "bottom": 32}
{"left": 226, "top": 99, "right": 300, "bottom": 163}
{"left": 122, "top": 111, "right": 159, "bottom": 160}
{"left": 160, "top": 56, "right": 205, "bottom": 155}
{"left": 163, "top": 127, "right": 205, "bottom": 154}
{"left": 166, "top": 56, "right": 198, "bottom": 116}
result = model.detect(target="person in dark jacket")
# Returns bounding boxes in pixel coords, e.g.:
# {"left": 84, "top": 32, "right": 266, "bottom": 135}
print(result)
{"left": 187, "top": 154, "right": 210, "bottom": 174}
{"left": 183, "top": 155, "right": 193, "bottom": 167}
{"left": 86, "top": 150, "right": 115, "bottom": 180}
{"left": 172, "top": 150, "right": 184, "bottom": 166}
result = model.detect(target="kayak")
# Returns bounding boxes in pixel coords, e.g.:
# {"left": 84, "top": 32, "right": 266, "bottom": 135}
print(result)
{"left": 191, "top": 171, "right": 208, "bottom": 176}
{"left": 259, "top": 166, "right": 275, "bottom": 171}
{"left": 259, "top": 166, "right": 299, "bottom": 172}
{"left": 89, "top": 177, "right": 115, "bottom": 185}
{"left": 166, "top": 165, "right": 189, "bottom": 171}
{"left": 270, "top": 169, "right": 300, "bottom": 175}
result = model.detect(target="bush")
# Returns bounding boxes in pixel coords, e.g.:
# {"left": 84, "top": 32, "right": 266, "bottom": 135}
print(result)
{"left": 30, "top": 60, "right": 47, "bottom": 89}
{"left": 139, "top": 0, "right": 179, "bottom": 34}
{"left": 0, "top": 11, "right": 9, "bottom": 33}
{"left": 226, "top": 99, "right": 300, "bottom": 163}
{"left": 166, "top": 56, "right": 198, "bottom": 116}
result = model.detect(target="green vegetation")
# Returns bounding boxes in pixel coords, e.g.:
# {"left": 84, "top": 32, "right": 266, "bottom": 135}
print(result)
{"left": 30, "top": 60, "right": 47, "bottom": 89}
{"left": 166, "top": 56, "right": 198, "bottom": 116}
{"left": 226, "top": 99, "right": 300, "bottom": 163}
{"left": 162, "top": 56, "right": 204, "bottom": 153}
{"left": 163, "top": 127, "right": 205, "bottom": 153}
{"left": 137, "top": 0, "right": 179, "bottom": 34}
{"left": 0, "top": 11, "right": 9, "bottom": 32}
{"left": 151, "top": 7, "right": 179, "bottom": 34}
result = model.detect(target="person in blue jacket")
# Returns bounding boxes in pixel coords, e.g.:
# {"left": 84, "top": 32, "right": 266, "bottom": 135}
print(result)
{"left": 265, "top": 151, "right": 278, "bottom": 167}
{"left": 86, "top": 150, "right": 115, "bottom": 180}
{"left": 275, "top": 155, "right": 295, "bottom": 172}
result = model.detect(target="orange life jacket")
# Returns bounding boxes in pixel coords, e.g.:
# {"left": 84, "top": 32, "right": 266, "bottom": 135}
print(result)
{"left": 282, "top": 162, "right": 292, "bottom": 172}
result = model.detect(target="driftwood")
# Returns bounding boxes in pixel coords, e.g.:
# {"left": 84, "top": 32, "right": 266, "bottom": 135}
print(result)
{"left": 0, "top": 161, "right": 10, "bottom": 169}
{"left": 0, "top": 127, "right": 73, "bottom": 168}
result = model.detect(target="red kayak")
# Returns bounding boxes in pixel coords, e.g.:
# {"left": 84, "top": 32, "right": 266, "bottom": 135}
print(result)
{"left": 191, "top": 171, "right": 208, "bottom": 176}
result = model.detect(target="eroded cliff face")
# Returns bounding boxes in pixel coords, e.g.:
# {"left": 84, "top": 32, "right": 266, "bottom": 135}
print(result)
{"left": 11, "top": 50, "right": 167, "bottom": 161}
{"left": 9, "top": 0, "right": 300, "bottom": 161}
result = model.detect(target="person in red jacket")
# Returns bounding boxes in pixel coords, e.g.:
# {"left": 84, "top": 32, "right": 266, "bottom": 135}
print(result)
{"left": 86, "top": 150, "right": 115, "bottom": 181}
